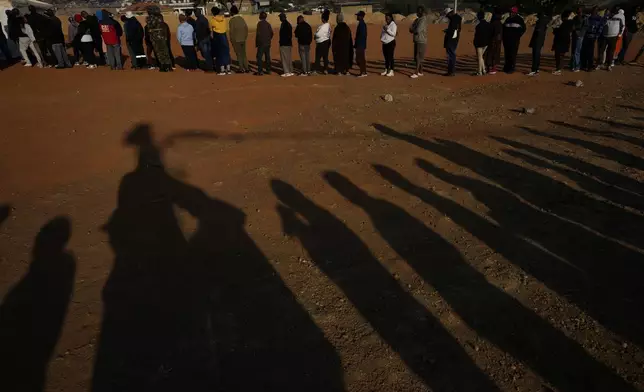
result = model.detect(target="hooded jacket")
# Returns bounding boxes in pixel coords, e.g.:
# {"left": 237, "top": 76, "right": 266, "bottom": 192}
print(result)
{"left": 503, "top": 14, "right": 526, "bottom": 42}
{"left": 67, "top": 17, "right": 79, "bottom": 44}
{"left": 195, "top": 14, "right": 210, "bottom": 41}
{"left": 603, "top": 13, "right": 624, "bottom": 37}
{"left": 98, "top": 12, "right": 122, "bottom": 45}
{"left": 124, "top": 16, "right": 144, "bottom": 45}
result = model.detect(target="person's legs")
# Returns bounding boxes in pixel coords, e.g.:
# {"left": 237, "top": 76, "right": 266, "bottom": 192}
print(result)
{"left": 554, "top": 50, "right": 563, "bottom": 71}
{"left": 618, "top": 31, "right": 632, "bottom": 63}
{"left": 0, "top": 39, "right": 12, "bottom": 63}
{"left": 285, "top": 46, "right": 293, "bottom": 73}
{"left": 264, "top": 45, "right": 271, "bottom": 74}
{"left": 298, "top": 44, "right": 308, "bottom": 73}
{"left": 606, "top": 36, "right": 617, "bottom": 67}
{"left": 571, "top": 36, "right": 583, "bottom": 70}
{"left": 280, "top": 46, "right": 289, "bottom": 74}
{"left": 52, "top": 43, "right": 64, "bottom": 67}
{"left": 182, "top": 45, "right": 195, "bottom": 69}
{"left": 476, "top": 46, "right": 485, "bottom": 74}
{"left": 531, "top": 45, "right": 541, "bottom": 73}
{"left": 321, "top": 40, "right": 329, "bottom": 72}
{"left": 126, "top": 43, "right": 136, "bottom": 68}
{"left": 18, "top": 38, "right": 32, "bottom": 65}
{"left": 356, "top": 48, "right": 366, "bottom": 74}
{"left": 82, "top": 42, "right": 96, "bottom": 65}
{"left": 113, "top": 44, "right": 122, "bottom": 69}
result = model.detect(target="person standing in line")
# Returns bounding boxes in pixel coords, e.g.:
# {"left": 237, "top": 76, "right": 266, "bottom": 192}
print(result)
{"left": 81, "top": 11, "right": 104, "bottom": 65}
{"left": 123, "top": 12, "right": 146, "bottom": 69}
{"left": 355, "top": 10, "right": 367, "bottom": 77}
{"left": 486, "top": 11, "right": 503, "bottom": 74}
{"left": 68, "top": 15, "right": 82, "bottom": 65}
{"left": 26, "top": 6, "right": 51, "bottom": 66}
{"left": 44, "top": 9, "right": 71, "bottom": 68}
{"left": 97, "top": 10, "right": 123, "bottom": 70}
{"left": 332, "top": 13, "right": 353, "bottom": 75}
{"left": 409, "top": 6, "right": 427, "bottom": 78}
{"left": 380, "top": 12, "right": 397, "bottom": 76}
{"left": 472, "top": 11, "right": 491, "bottom": 76}
{"left": 160, "top": 15, "right": 176, "bottom": 70}
{"left": 7, "top": 9, "right": 25, "bottom": 63}
{"left": 580, "top": 6, "right": 602, "bottom": 71}
{"left": 255, "top": 11, "right": 273, "bottom": 75}
{"left": 569, "top": 7, "right": 586, "bottom": 72}
{"left": 177, "top": 14, "right": 197, "bottom": 71}
{"left": 17, "top": 16, "right": 43, "bottom": 67}
{"left": 0, "top": 22, "right": 13, "bottom": 67}
{"left": 228, "top": 5, "right": 249, "bottom": 73}
{"left": 443, "top": 7, "right": 461, "bottom": 77}
{"left": 74, "top": 12, "right": 97, "bottom": 68}
{"left": 145, "top": 6, "right": 173, "bottom": 72}
{"left": 294, "top": 15, "right": 313, "bottom": 75}
{"left": 551, "top": 10, "right": 573, "bottom": 75}
{"left": 194, "top": 8, "right": 212, "bottom": 72}
{"left": 314, "top": 10, "right": 331, "bottom": 74}
{"left": 185, "top": 9, "right": 197, "bottom": 31}
{"left": 599, "top": 9, "right": 623, "bottom": 71}
{"left": 527, "top": 12, "right": 549, "bottom": 76}
{"left": 209, "top": 7, "right": 231, "bottom": 75}
{"left": 619, "top": 6, "right": 639, "bottom": 64}
{"left": 502, "top": 6, "right": 526, "bottom": 74}
{"left": 279, "top": 12, "right": 294, "bottom": 77}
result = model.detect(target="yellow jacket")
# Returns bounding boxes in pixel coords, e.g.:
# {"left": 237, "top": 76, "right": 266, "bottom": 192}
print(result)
{"left": 209, "top": 15, "right": 227, "bottom": 34}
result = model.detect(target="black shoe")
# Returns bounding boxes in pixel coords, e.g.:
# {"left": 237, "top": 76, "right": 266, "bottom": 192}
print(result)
{"left": 254, "top": 72, "right": 264, "bottom": 76}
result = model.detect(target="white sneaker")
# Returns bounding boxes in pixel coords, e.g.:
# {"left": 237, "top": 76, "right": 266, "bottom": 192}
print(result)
{"left": 37, "top": 64, "right": 43, "bottom": 68}
{"left": 24, "top": 63, "right": 33, "bottom": 67}
{"left": 410, "top": 73, "right": 419, "bottom": 79}
{"left": 572, "top": 68, "right": 580, "bottom": 73}
{"left": 299, "top": 72, "right": 308, "bottom": 76}
{"left": 417, "top": 72, "right": 424, "bottom": 77}
{"left": 381, "top": 70, "right": 388, "bottom": 76}
{"left": 552, "top": 70, "right": 562, "bottom": 75}
{"left": 386, "top": 70, "right": 394, "bottom": 77}
{"left": 87, "top": 64, "right": 97, "bottom": 69}
{"left": 527, "top": 71, "right": 538, "bottom": 76}
{"left": 357, "top": 73, "right": 367, "bottom": 78}
{"left": 281, "top": 73, "right": 293, "bottom": 77}
{"left": 608, "top": 65, "right": 614, "bottom": 71}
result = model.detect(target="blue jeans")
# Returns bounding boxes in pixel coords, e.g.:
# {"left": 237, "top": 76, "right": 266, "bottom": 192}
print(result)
{"left": 570, "top": 35, "right": 583, "bottom": 70}
{"left": 198, "top": 38, "right": 213, "bottom": 71}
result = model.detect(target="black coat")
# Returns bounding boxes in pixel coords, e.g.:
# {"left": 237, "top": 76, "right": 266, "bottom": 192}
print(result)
{"left": 529, "top": 16, "right": 549, "bottom": 48}
{"left": 444, "top": 13, "right": 462, "bottom": 48}
{"left": 46, "top": 16, "right": 66, "bottom": 45}
{"left": 279, "top": 20, "right": 292, "bottom": 46}
{"left": 503, "top": 14, "right": 526, "bottom": 43}
{"left": 552, "top": 19, "right": 573, "bottom": 53}
{"left": 26, "top": 12, "right": 49, "bottom": 40}
{"left": 473, "top": 19, "right": 492, "bottom": 48}
{"left": 332, "top": 22, "right": 353, "bottom": 71}
{"left": 294, "top": 21, "right": 312, "bottom": 45}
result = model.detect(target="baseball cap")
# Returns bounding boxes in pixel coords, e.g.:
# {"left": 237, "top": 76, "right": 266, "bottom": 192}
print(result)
{"left": 444, "top": 7, "right": 453, "bottom": 14}
{"left": 511, "top": 6, "right": 518, "bottom": 13}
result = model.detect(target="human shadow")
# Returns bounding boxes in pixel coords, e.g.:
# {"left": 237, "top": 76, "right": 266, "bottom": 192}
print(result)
{"left": 272, "top": 179, "right": 499, "bottom": 392}
{"left": 490, "top": 136, "right": 644, "bottom": 196}
{"left": 0, "top": 204, "right": 9, "bottom": 227}
{"left": 580, "top": 116, "right": 644, "bottom": 130}
{"left": 0, "top": 216, "right": 76, "bottom": 392}
{"left": 327, "top": 169, "right": 635, "bottom": 391}
{"left": 91, "top": 124, "right": 344, "bottom": 392}
{"left": 522, "top": 126, "right": 644, "bottom": 172}
{"left": 372, "top": 124, "right": 644, "bottom": 349}
{"left": 548, "top": 120, "right": 644, "bottom": 148}
{"left": 618, "top": 104, "right": 644, "bottom": 113}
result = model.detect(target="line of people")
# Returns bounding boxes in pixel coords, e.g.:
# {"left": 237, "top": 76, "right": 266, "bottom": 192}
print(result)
{"left": 3, "top": 5, "right": 642, "bottom": 78}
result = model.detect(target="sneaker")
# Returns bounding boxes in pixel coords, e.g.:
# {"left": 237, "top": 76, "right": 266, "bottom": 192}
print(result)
{"left": 227, "top": 70, "right": 233, "bottom": 75}
{"left": 37, "top": 64, "right": 43, "bottom": 68}
{"left": 595, "top": 65, "right": 602, "bottom": 71}
{"left": 24, "top": 63, "right": 33, "bottom": 67}
{"left": 217, "top": 72, "right": 226, "bottom": 75}
{"left": 281, "top": 72, "right": 291, "bottom": 77}
{"left": 381, "top": 70, "right": 388, "bottom": 76}
{"left": 254, "top": 72, "right": 264, "bottom": 76}
{"left": 82, "top": 61, "right": 89, "bottom": 66}
{"left": 410, "top": 73, "right": 419, "bottom": 79}
{"left": 552, "top": 70, "right": 562, "bottom": 75}
{"left": 357, "top": 73, "right": 367, "bottom": 78}
{"left": 489, "top": 70, "right": 497, "bottom": 75}
{"left": 527, "top": 71, "right": 539, "bottom": 76}
{"left": 572, "top": 68, "right": 580, "bottom": 73}
{"left": 87, "top": 64, "right": 97, "bottom": 69}
{"left": 74, "top": 62, "right": 81, "bottom": 66}
{"left": 608, "top": 65, "right": 614, "bottom": 71}
{"left": 417, "top": 72, "right": 424, "bottom": 77}
{"left": 386, "top": 70, "right": 394, "bottom": 77}
{"left": 299, "top": 72, "right": 308, "bottom": 76}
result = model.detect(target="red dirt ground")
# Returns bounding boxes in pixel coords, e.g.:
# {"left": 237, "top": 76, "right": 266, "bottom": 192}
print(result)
{"left": 1, "top": 24, "right": 644, "bottom": 392}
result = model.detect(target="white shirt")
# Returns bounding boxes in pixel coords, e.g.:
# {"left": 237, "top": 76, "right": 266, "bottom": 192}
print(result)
{"left": 380, "top": 21, "right": 397, "bottom": 44}
{"left": 315, "top": 22, "right": 331, "bottom": 43}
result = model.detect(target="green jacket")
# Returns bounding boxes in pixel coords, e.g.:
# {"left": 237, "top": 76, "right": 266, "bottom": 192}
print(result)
{"left": 228, "top": 15, "right": 248, "bottom": 43}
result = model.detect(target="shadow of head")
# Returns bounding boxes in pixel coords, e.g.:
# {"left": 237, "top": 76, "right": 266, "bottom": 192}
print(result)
{"left": 323, "top": 171, "right": 370, "bottom": 205}
{"left": 124, "top": 123, "right": 154, "bottom": 147}
{"left": 33, "top": 216, "right": 71, "bottom": 258}
{"left": 0, "top": 204, "right": 10, "bottom": 228}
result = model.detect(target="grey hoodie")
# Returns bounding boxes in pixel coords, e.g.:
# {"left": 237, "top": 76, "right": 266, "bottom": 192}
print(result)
{"left": 410, "top": 15, "right": 427, "bottom": 43}
{"left": 603, "top": 12, "right": 624, "bottom": 37}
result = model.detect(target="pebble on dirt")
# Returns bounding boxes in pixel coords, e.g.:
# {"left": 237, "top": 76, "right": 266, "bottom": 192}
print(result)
{"left": 522, "top": 107, "right": 536, "bottom": 114}
{"left": 382, "top": 94, "right": 394, "bottom": 102}
{"left": 575, "top": 80, "right": 584, "bottom": 87}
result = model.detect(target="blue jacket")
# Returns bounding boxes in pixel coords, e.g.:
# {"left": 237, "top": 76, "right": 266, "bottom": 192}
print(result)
{"left": 355, "top": 20, "right": 367, "bottom": 49}
{"left": 585, "top": 14, "right": 604, "bottom": 39}
{"left": 177, "top": 22, "right": 194, "bottom": 46}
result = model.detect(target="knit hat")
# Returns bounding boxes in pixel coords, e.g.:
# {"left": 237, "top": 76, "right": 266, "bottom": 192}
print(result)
{"left": 74, "top": 13, "right": 82, "bottom": 23}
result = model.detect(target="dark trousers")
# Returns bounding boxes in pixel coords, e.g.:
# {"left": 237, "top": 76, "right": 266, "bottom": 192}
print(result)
{"left": 382, "top": 40, "right": 395, "bottom": 70}
{"left": 618, "top": 31, "right": 633, "bottom": 63}
{"left": 554, "top": 50, "right": 565, "bottom": 70}
{"left": 256, "top": 45, "right": 271, "bottom": 74}
{"left": 181, "top": 45, "right": 198, "bottom": 69}
{"left": 503, "top": 39, "right": 519, "bottom": 72}
{"left": 35, "top": 39, "right": 51, "bottom": 65}
{"left": 355, "top": 47, "right": 366, "bottom": 74}
{"left": 0, "top": 39, "right": 12, "bottom": 63}
{"left": 81, "top": 42, "right": 96, "bottom": 65}
{"left": 314, "top": 40, "right": 330, "bottom": 72}
{"left": 599, "top": 36, "right": 618, "bottom": 66}
{"left": 446, "top": 42, "right": 457, "bottom": 74}
{"left": 486, "top": 40, "right": 501, "bottom": 70}
{"left": 531, "top": 44, "right": 543, "bottom": 72}
{"left": 197, "top": 38, "right": 213, "bottom": 70}
{"left": 72, "top": 43, "right": 81, "bottom": 63}
{"left": 581, "top": 37, "right": 596, "bottom": 70}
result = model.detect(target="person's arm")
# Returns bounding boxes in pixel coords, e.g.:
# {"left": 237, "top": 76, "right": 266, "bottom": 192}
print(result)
{"left": 228, "top": 18, "right": 236, "bottom": 42}
{"left": 386, "top": 23, "right": 396, "bottom": 37}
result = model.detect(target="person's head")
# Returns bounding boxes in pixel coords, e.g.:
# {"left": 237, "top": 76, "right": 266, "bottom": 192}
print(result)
{"left": 194, "top": 8, "right": 202, "bottom": 17}
{"left": 416, "top": 5, "right": 425, "bottom": 17}
{"left": 45, "top": 9, "right": 55, "bottom": 17}
{"left": 356, "top": 10, "right": 365, "bottom": 21}
{"left": 33, "top": 216, "right": 71, "bottom": 259}
{"left": 259, "top": 11, "right": 267, "bottom": 20}
{"left": 591, "top": 6, "right": 598, "bottom": 15}
{"left": 562, "top": 10, "right": 572, "bottom": 20}
{"left": 477, "top": 11, "right": 485, "bottom": 21}
{"left": 96, "top": 9, "right": 104, "bottom": 21}
{"left": 444, "top": 7, "right": 454, "bottom": 16}
{"left": 279, "top": 12, "right": 287, "bottom": 21}
{"left": 577, "top": 7, "right": 583, "bottom": 15}
{"left": 211, "top": 7, "right": 220, "bottom": 16}
{"left": 28, "top": 5, "right": 36, "bottom": 14}
{"left": 297, "top": 15, "right": 304, "bottom": 24}
{"left": 322, "top": 9, "right": 330, "bottom": 22}
{"left": 126, "top": 11, "right": 134, "bottom": 19}
{"left": 385, "top": 12, "right": 393, "bottom": 24}
{"left": 510, "top": 6, "right": 518, "bottom": 15}
{"left": 336, "top": 12, "right": 344, "bottom": 23}
{"left": 81, "top": 10, "right": 88, "bottom": 18}
{"left": 230, "top": 5, "right": 238, "bottom": 16}
{"left": 185, "top": 9, "right": 193, "bottom": 17}
{"left": 120, "top": 14, "right": 127, "bottom": 22}
{"left": 179, "top": 14, "right": 187, "bottom": 23}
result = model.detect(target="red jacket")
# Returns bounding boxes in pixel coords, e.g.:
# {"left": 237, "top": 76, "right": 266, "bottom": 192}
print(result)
{"left": 100, "top": 22, "right": 119, "bottom": 45}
